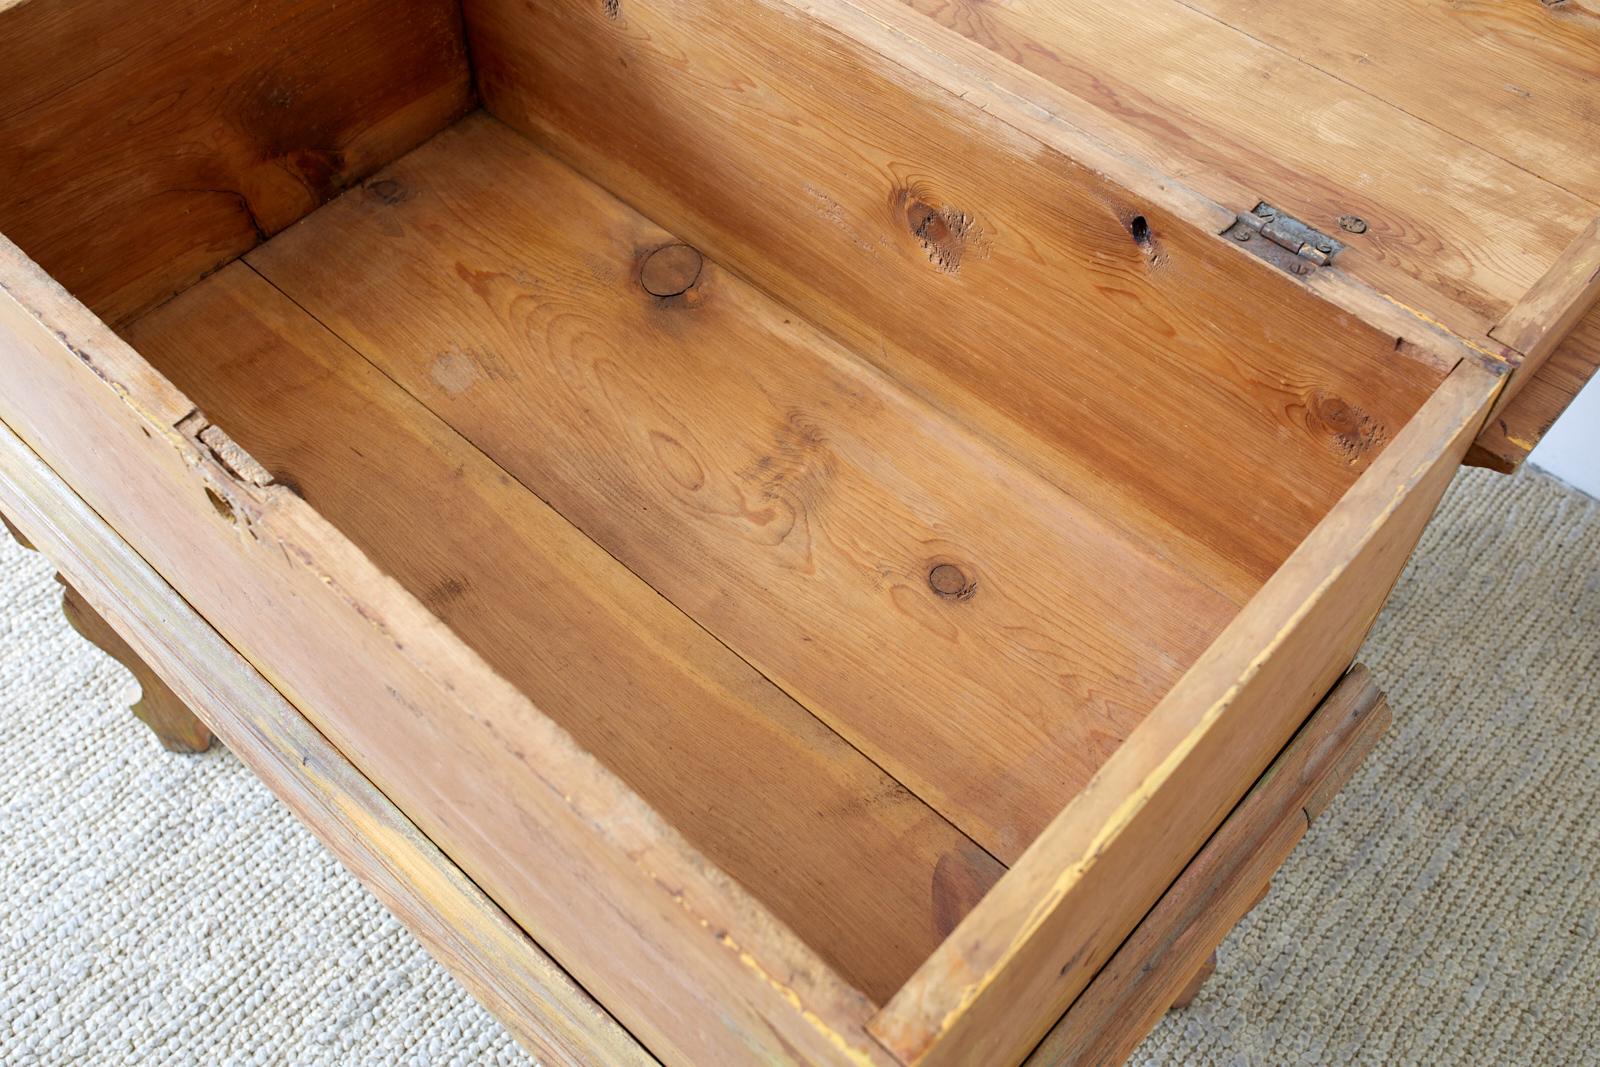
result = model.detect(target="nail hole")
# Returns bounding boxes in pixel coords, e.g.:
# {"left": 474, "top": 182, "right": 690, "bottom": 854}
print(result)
{"left": 1337, "top": 214, "right": 1368, "bottom": 234}
{"left": 204, "top": 487, "right": 235, "bottom": 523}
{"left": 929, "top": 563, "right": 976, "bottom": 600}
{"left": 1128, "top": 215, "right": 1151, "bottom": 247}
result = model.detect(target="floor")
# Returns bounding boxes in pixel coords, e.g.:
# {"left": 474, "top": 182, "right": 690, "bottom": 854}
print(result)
{"left": 0, "top": 466, "right": 1595, "bottom": 1065}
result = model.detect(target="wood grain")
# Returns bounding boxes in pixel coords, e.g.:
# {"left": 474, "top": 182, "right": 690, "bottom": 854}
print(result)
{"left": 1472, "top": 306, "right": 1600, "bottom": 468}
{"left": 0, "top": 0, "right": 472, "bottom": 324}
{"left": 126, "top": 260, "right": 1005, "bottom": 1003}
{"left": 0, "top": 418, "right": 653, "bottom": 1067}
{"left": 886, "top": 0, "right": 1591, "bottom": 344}
{"left": 0, "top": 232, "right": 898, "bottom": 1067}
{"left": 245, "top": 114, "right": 1241, "bottom": 864}
{"left": 467, "top": 0, "right": 1447, "bottom": 592}
{"left": 871, "top": 358, "right": 1503, "bottom": 1066}
{"left": 1025, "top": 666, "right": 1390, "bottom": 1066}
{"left": 1468, "top": 218, "right": 1600, "bottom": 467}
{"left": 1490, "top": 217, "right": 1600, "bottom": 370}
{"left": 1180, "top": 0, "right": 1600, "bottom": 206}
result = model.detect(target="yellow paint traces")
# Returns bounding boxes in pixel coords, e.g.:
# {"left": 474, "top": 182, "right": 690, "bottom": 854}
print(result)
{"left": 1375, "top": 292, "right": 1509, "bottom": 365}
{"left": 649, "top": 867, "right": 884, "bottom": 1066}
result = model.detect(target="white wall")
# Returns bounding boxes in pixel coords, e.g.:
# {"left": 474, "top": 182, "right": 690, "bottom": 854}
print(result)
{"left": 1530, "top": 372, "right": 1600, "bottom": 498}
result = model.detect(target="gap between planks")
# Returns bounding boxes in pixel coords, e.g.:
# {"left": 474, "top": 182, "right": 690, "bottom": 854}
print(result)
{"left": 234, "top": 110, "right": 1242, "bottom": 867}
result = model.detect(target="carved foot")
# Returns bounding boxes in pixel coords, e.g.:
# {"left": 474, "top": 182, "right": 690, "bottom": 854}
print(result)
{"left": 55, "top": 576, "right": 214, "bottom": 753}
{"left": 1169, "top": 951, "right": 1217, "bottom": 1010}
{"left": 4, "top": 508, "right": 213, "bottom": 752}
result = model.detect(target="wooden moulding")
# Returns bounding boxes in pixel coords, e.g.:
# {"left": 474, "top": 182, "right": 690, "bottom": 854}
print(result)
{"left": 868, "top": 358, "right": 1502, "bottom": 1066}
{"left": 0, "top": 236, "right": 898, "bottom": 1065}
{"left": 1026, "top": 666, "right": 1392, "bottom": 1066}
{"left": 0, "top": 418, "right": 649, "bottom": 1066}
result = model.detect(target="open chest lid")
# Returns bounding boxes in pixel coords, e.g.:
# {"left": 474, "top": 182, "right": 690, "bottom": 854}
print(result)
{"left": 872, "top": 0, "right": 1600, "bottom": 472}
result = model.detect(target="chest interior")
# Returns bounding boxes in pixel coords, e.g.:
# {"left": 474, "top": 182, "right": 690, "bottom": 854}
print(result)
{"left": 0, "top": 0, "right": 1457, "bottom": 1004}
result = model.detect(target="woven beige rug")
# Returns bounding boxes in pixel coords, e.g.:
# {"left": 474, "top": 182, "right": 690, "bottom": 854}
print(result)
{"left": 1, "top": 466, "right": 1596, "bottom": 1065}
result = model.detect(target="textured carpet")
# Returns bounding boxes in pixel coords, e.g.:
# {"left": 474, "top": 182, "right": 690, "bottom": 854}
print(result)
{"left": 1, "top": 467, "right": 1595, "bottom": 1065}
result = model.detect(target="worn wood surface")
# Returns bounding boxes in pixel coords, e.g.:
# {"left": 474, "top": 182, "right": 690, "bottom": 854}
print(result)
{"left": 1041, "top": 819, "right": 1303, "bottom": 1067}
{"left": 870, "top": 359, "right": 1503, "bottom": 1066}
{"left": 0, "top": 234, "right": 898, "bottom": 1066}
{"left": 244, "top": 113, "right": 1239, "bottom": 865}
{"left": 125, "top": 259, "right": 1005, "bottom": 1002}
{"left": 0, "top": 0, "right": 472, "bottom": 324}
{"left": 1025, "top": 667, "right": 1390, "bottom": 1066}
{"left": 1489, "top": 218, "right": 1600, "bottom": 377}
{"left": 469, "top": 0, "right": 1448, "bottom": 594}
{"left": 889, "top": 0, "right": 1593, "bottom": 345}
{"left": 1472, "top": 307, "right": 1600, "bottom": 469}
{"left": 1181, "top": 0, "right": 1600, "bottom": 206}
{"left": 0, "top": 417, "right": 654, "bottom": 1067}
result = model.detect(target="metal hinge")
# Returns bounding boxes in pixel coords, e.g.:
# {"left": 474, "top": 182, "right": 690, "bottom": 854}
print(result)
{"left": 1223, "top": 202, "right": 1345, "bottom": 275}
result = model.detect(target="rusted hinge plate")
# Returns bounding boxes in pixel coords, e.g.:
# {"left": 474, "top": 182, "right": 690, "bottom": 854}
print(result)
{"left": 1223, "top": 202, "right": 1345, "bottom": 276}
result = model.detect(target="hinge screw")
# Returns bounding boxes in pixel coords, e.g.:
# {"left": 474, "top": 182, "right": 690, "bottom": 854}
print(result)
{"left": 1337, "top": 215, "right": 1368, "bottom": 234}
{"left": 1234, "top": 229, "right": 1252, "bottom": 242}
{"left": 1315, "top": 240, "right": 1334, "bottom": 253}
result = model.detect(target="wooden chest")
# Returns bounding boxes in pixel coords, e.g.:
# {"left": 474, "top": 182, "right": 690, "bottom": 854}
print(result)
{"left": 1, "top": 1, "right": 1595, "bottom": 1062}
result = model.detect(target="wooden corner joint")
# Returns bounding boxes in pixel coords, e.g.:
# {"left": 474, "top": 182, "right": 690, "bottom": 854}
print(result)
{"left": 1470, "top": 216, "right": 1600, "bottom": 471}
{"left": 1022, "top": 665, "right": 1390, "bottom": 1066}
{"left": 1486, "top": 216, "right": 1600, "bottom": 370}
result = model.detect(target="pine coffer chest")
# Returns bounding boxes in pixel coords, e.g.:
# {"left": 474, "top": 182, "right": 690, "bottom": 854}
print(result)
{"left": 1, "top": 1, "right": 1596, "bottom": 1062}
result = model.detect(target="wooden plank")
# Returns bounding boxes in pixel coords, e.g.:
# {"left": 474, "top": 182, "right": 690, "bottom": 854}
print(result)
{"left": 869, "top": 357, "right": 1504, "bottom": 1066}
{"left": 1306, "top": 699, "right": 1392, "bottom": 824}
{"left": 246, "top": 114, "right": 1241, "bottom": 865}
{"left": 0, "top": 234, "right": 897, "bottom": 1066}
{"left": 467, "top": 0, "right": 1449, "bottom": 593}
{"left": 1024, "top": 667, "right": 1389, "bottom": 1067}
{"left": 1038, "top": 818, "right": 1305, "bottom": 1067}
{"left": 1179, "top": 0, "right": 1600, "bottom": 206}
{"left": 766, "top": 0, "right": 1493, "bottom": 378}
{"left": 125, "top": 260, "right": 1006, "bottom": 1003}
{"left": 886, "top": 0, "right": 1591, "bottom": 343}
{"left": 0, "top": 421, "right": 652, "bottom": 1067}
{"left": 0, "top": 0, "right": 473, "bottom": 324}
{"left": 1472, "top": 307, "right": 1600, "bottom": 468}
{"left": 1489, "top": 217, "right": 1600, "bottom": 372}
{"left": 1166, "top": 952, "right": 1217, "bottom": 1013}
